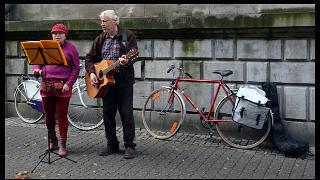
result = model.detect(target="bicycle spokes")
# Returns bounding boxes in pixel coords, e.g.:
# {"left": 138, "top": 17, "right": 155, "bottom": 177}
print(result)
{"left": 142, "top": 87, "right": 184, "bottom": 140}
{"left": 68, "top": 84, "right": 104, "bottom": 130}
{"left": 214, "top": 94, "right": 272, "bottom": 149}
{"left": 16, "top": 86, "right": 28, "bottom": 102}
{"left": 29, "top": 99, "right": 43, "bottom": 112}
{"left": 14, "top": 80, "right": 44, "bottom": 124}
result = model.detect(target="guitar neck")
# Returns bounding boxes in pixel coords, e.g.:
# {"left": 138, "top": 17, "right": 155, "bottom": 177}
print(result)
{"left": 100, "top": 48, "right": 137, "bottom": 76}
{"left": 102, "top": 59, "right": 121, "bottom": 75}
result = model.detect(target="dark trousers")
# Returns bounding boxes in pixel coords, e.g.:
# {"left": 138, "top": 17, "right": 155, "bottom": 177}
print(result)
{"left": 102, "top": 83, "right": 136, "bottom": 149}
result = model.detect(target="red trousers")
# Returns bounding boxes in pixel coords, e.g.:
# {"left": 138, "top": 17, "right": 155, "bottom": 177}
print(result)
{"left": 41, "top": 96, "right": 71, "bottom": 140}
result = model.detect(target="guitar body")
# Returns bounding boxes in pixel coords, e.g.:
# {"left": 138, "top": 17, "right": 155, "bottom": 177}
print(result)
{"left": 85, "top": 48, "right": 138, "bottom": 99}
{"left": 85, "top": 60, "right": 116, "bottom": 98}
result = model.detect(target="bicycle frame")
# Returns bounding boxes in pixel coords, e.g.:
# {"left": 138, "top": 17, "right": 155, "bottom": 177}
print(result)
{"left": 142, "top": 67, "right": 272, "bottom": 149}
{"left": 170, "top": 77, "right": 235, "bottom": 123}
{"left": 72, "top": 78, "right": 88, "bottom": 108}
{"left": 15, "top": 76, "right": 43, "bottom": 111}
{"left": 21, "top": 81, "right": 40, "bottom": 105}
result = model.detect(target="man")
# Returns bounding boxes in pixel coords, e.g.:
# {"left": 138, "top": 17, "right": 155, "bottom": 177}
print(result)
{"left": 85, "top": 10, "right": 139, "bottom": 159}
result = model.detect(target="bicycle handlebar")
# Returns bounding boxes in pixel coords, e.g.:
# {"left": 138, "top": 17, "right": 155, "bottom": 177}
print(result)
{"left": 22, "top": 75, "right": 39, "bottom": 81}
{"left": 167, "top": 64, "right": 175, "bottom": 73}
{"left": 184, "top": 72, "right": 193, "bottom": 79}
{"left": 166, "top": 64, "right": 193, "bottom": 78}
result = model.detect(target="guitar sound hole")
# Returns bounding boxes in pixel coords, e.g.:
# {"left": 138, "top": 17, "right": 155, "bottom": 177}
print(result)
{"left": 99, "top": 70, "right": 103, "bottom": 80}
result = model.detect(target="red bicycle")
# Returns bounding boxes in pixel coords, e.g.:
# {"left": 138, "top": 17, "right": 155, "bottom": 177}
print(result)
{"left": 141, "top": 64, "right": 273, "bottom": 149}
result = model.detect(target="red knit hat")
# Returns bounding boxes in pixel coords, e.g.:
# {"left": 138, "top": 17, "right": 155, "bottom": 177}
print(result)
{"left": 51, "top": 23, "right": 68, "bottom": 35}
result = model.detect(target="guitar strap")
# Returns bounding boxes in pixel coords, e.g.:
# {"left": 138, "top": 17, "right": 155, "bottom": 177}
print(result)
{"left": 121, "top": 28, "right": 128, "bottom": 54}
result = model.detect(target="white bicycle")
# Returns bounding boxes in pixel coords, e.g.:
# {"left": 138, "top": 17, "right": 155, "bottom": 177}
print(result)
{"left": 14, "top": 64, "right": 104, "bottom": 130}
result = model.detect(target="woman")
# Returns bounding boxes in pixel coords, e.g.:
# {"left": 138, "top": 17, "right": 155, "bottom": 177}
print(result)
{"left": 32, "top": 23, "right": 80, "bottom": 157}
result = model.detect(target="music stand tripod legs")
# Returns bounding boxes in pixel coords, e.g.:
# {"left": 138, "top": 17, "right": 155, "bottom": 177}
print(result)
{"left": 31, "top": 131, "right": 77, "bottom": 173}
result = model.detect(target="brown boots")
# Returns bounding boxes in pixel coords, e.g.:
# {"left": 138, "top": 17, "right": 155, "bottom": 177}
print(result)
{"left": 58, "top": 139, "right": 67, "bottom": 157}
{"left": 48, "top": 131, "right": 67, "bottom": 157}
{"left": 48, "top": 131, "right": 59, "bottom": 151}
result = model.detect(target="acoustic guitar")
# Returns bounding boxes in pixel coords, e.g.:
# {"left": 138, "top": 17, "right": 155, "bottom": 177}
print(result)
{"left": 85, "top": 49, "right": 138, "bottom": 98}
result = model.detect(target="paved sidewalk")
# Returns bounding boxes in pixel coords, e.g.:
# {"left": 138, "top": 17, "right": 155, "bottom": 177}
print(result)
{"left": 5, "top": 117, "right": 315, "bottom": 179}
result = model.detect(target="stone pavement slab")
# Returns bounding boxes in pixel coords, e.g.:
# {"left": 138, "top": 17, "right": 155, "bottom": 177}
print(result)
{"left": 5, "top": 117, "right": 315, "bottom": 179}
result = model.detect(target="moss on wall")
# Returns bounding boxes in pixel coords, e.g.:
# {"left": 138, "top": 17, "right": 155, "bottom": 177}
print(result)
{"left": 5, "top": 19, "right": 101, "bottom": 32}
{"left": 260, "top": 7, "right": 314, "bottom": 14}
{"left": 6, "top": 12, "right": 314, "bottom": 32}
{"left": 121, "top": 17, "right": 171, "bottom": 29}
{"left": 181, "top": 40, "right": 197, "bottom": 54}
{"left": 171, "top": 17, "right": 205, "bottom": 29}
{"left": 203, "top": 12, "right": 314, "bottom": 28}
{"left": 271, "top": 13, "right": 315, "bottom": 27}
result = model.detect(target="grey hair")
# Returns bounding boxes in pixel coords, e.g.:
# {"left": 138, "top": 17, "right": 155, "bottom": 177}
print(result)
{"left": 99, "top": 10, "right": 119, "bottom": 24}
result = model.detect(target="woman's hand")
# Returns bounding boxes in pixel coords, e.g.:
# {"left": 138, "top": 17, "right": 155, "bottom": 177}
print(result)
{"left": 62, "top": 84, "right": 70, "bottom": 93}
{"left": 33, "top": 69, "right": 42, "bottom": 78}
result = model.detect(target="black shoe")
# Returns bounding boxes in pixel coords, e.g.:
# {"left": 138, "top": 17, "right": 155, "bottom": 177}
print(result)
{"left": 124, "top": 147, "right": 135, "bottom": 159}
{"left": 99, "top": 145, "right": 120, "bottom": 156}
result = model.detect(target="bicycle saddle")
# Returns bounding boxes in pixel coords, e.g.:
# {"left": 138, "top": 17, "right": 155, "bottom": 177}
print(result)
{"left": 212, "top": 70, "right": 233, "bottom": 77}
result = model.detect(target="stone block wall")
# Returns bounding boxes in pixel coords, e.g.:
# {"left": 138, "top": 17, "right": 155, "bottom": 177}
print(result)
{"left": 5, "top": 4, "right": 315, "bottom": 145}
{"left": 138, "top": 39, "right": 315, "bottom": 120}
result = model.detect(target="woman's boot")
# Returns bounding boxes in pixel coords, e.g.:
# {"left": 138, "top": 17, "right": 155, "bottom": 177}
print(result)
{"left": 48, "top": 131, "right": 59, "bottom": 150}
{"left": 59, "top": 139, "right": 67, "bottom": 157}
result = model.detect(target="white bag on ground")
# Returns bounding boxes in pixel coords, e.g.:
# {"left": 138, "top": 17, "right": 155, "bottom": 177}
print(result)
{"left": 232, "top": 85, "right": 270, "bottom": 129}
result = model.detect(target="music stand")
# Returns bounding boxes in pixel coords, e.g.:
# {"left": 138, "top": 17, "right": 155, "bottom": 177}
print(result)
{"left": 20, "top": 40, "right": 76, "bottom": 173}
{"left": 21, "top": 40, "right": 68, "bottom": 66}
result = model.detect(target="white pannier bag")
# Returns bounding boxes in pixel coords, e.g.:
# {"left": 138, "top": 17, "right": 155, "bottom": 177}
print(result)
{"left": 232, "top": 85, "right": 270, "bottom": 129}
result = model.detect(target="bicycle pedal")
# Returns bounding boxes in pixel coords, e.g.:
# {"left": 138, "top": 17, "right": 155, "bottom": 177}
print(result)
{"left": 208, "top": 128, "right": 215, "bottom": 135}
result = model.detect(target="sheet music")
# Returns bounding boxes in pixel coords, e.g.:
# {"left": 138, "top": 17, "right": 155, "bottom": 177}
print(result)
{"left": 20, "top": 40, "right": 68, "bottom": 66}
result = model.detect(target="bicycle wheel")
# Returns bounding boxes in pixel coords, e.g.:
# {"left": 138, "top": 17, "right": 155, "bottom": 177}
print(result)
{"left": 214, "top": 94, "right": 272, "bottom": 149}
{"left": 14, "top": 80, "right": 44, "bottom": 123}
{"left": 141, "top": 87, "right": 186, "bottom": 139}
{"left": 68, "top": 84, "right": 104, "bottom": 130}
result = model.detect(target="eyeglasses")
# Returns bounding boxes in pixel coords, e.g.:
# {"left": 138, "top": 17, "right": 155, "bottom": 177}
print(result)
{"left": 101, "top": 19, "right": 115, "bottom": 23}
